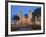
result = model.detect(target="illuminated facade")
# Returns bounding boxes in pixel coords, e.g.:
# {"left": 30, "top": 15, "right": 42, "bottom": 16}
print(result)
{"left": 15, "top": 11, "right": 32, "bottom": 26}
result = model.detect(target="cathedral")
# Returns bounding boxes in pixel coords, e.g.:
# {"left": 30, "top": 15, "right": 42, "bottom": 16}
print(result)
{"left": 15, "top": 11, "right": 33, "bottom": 26}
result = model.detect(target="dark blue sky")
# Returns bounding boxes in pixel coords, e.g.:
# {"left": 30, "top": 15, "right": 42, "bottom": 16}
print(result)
{"left": 11, "top": 5, "right": 41, "bottom": 16}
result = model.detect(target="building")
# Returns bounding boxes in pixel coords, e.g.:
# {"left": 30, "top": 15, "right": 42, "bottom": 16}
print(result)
{"left": 11, "top": 10, "right": 33, "bottom": 28}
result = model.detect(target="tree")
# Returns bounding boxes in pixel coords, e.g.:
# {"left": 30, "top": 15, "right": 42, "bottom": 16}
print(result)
{"left": 33, "top": 8, "right": 41, "bottom": 16}
{"left": 32, "top": 8, "right": 41, "bottom": 22}
{"left": 13, "top": 15, "right": 20, "bottom": 21}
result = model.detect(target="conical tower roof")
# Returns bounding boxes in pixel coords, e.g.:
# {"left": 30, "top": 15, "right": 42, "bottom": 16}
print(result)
{"left": 18, "top": 10, "right": 22, "bottom": 16}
